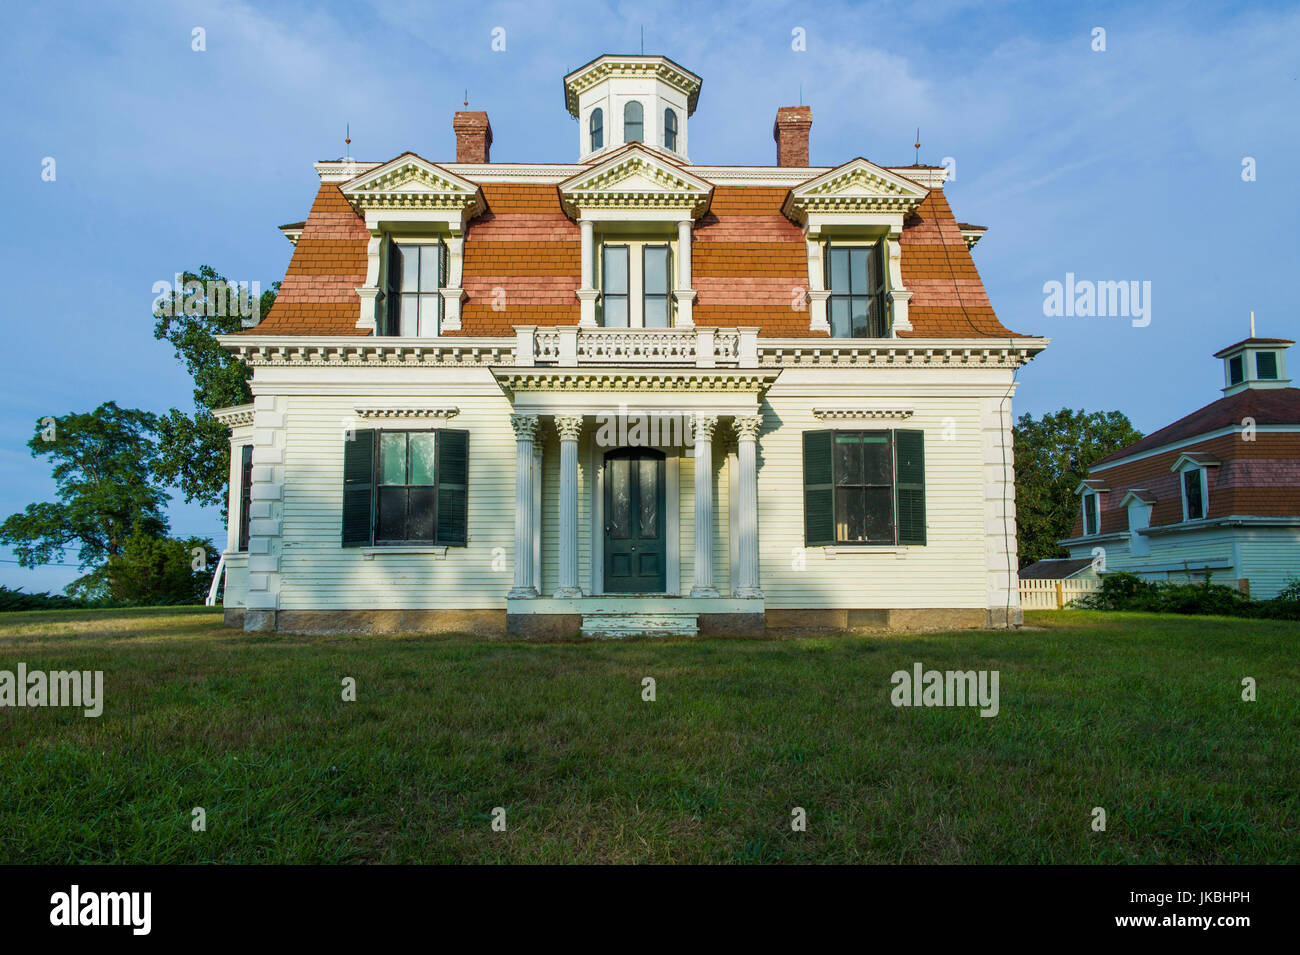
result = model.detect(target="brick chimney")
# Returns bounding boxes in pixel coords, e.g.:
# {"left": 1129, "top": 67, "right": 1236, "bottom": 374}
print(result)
{"left": 453, "top": 111, "right": 493, "bottom": 163}
{"left": 773, "top": 106, "right": 812, "bottom": 166}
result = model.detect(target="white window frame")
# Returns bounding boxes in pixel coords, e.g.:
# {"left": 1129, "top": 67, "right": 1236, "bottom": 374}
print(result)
{"left": 382, "top": 235, "right": 446, "bottom": 337}
{"left": 1081, "top": 490, "right": 1100, "bottom": 536}
{"left": 1180, "top": 466, "right": 1209, "bottom": 522}
{"left": 597, "top": 237, "right": 675, "bottom": 328}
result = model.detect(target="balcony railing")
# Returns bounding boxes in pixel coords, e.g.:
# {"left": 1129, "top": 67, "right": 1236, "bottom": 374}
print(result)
{"left": 517, "top": 325, "right": 758, "bottom": 368}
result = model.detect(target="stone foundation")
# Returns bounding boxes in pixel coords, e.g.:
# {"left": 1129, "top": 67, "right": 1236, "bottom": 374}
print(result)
{"left": 226, "top": 606, "right": 1019, "bottom": 635}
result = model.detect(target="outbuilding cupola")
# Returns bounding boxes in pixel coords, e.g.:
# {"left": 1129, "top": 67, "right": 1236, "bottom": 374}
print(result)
{"left": 1213, "top": 324, "right": 1293, "bottom": 396}
{"left": 563, "top": 54, "right": 702, "bottom": 162}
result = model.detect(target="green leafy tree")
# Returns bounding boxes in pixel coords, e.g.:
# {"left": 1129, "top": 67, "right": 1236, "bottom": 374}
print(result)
{"left": 101, "top": 532, "right": 218, "bottom": 605}
{"left": 152, "top": 265, "right": 277, "bottom": 509}
{"left": 0, "top": 403, "right": 170, "bottom": 594}
{"left": 1013, "top": 408, "right": 1143, "bottom": 566}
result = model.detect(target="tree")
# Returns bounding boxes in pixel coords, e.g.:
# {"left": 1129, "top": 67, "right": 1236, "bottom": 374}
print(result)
{"left": 1013, "top": 408, "right": 1143, "bottom": 566}
{"left": 0, "top": 403, "right": 170, "bottom": 593}
{"left": 102, "top": 532, "right": 218, "bottom": 605}
{"left": 152, "top": 265, "right": 277, "bottom": 509}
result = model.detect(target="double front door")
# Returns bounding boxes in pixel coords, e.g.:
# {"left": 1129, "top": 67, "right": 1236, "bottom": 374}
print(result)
{"left": 603, "top": 448, "right": 666, "bottom": 593}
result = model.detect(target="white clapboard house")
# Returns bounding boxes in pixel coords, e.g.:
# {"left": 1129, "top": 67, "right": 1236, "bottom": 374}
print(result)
{"left": 214, "top": 54, "right": 1046, "bottom": 637}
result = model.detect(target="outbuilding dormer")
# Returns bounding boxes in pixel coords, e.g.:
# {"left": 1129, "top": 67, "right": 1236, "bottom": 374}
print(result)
{"left": 564, "top": 54, "right": 701, "bottom": 162}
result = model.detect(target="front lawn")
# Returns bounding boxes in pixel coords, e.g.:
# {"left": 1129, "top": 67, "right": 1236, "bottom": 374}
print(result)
{"left": 0, "top": 608, "right": 1295, "bottom": 863}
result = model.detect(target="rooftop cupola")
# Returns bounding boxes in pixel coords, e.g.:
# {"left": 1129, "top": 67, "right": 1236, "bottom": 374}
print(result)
{"left": 1213, "top": 317, "right": 1293, "bottom": 395}
{"left": 563, "top": 54, "right": 701, "bottom": 162}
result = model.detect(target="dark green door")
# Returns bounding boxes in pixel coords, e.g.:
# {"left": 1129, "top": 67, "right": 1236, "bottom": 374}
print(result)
{"left": 604, "top": 448, "right": 666, "bottom": 593}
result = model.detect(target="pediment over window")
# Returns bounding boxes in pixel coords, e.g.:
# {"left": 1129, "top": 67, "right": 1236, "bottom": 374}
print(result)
{"left": 783, "top": 158, "right": 929, "bottom": 225}
{"left": 1170, "top": 452, "right": 1220, "bottom": 472}
{"left": 558, "top": 144, "right": 713, "bottom": 219}
{"left": 340, "top": 152, "right": 485, "bottom": 226}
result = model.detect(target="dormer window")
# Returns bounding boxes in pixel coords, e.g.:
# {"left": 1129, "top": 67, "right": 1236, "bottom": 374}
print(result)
{"left": 1082, "top": 490, "right": 1100, "bottom": 536}
{"left": 1182, "top": 468, "right": 1206, "bottom": 521}
{"left": 1257, "top": 351, "right": 1278, "bottom": 379}
{"left": 663, "top": 108, "right": 678, "bottom": 151}
{"left": 383, "top": 239, "right": 446, "bottom": 336}
{"left": 826, "top": 242, "right": 887, "bottom": 338}
{"left": 624, "top": 101, "right": 643, "bottom": 143}
{"left": 589, "top": 108, "right": 604, "bottom": 151}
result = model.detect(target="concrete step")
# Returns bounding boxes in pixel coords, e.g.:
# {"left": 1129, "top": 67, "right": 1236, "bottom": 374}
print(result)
{"left": 580, "top": 611, "right": 699, "bottom": 639}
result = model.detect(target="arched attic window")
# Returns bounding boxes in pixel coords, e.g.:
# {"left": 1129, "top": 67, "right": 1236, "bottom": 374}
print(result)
{"left": 590, "top": 108, "right": 603, "bottom": 151}
{"left": 663, "top": 108, "right": 678, "bottom": 151}
{"left": 624, "top": 100, "right": 643, "bottom": 143}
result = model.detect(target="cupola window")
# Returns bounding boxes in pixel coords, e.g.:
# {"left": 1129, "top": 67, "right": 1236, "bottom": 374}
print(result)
{"left": 624, "top": 101, "right": 643, "bottom": 143}
{"left": 663, "top": 108, "right": 678, "bottom": 151}
{"left": 589, "top": 108, "right": 603, "bottom": 151}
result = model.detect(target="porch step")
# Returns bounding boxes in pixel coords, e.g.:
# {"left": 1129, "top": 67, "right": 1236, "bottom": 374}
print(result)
{"left": 580, "top": 611, "right": 699, "bottom": 639}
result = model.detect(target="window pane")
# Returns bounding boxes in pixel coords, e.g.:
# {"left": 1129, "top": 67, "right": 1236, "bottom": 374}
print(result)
{"left": 609, "top": 457, "right": 630, "bottom": 537}
{"left": 604, "top": 296, "right": 628, "bottom": 328}
{"left": 644, "top": 296, "right": 668, "bottom": 328}
{"left": 867, "top": 295, "right": 884, "bottom": 337}
{"left": 590, "top": 108, "right": 603, "bottom": 150}
{"left": 833, "top": 433, "right": 864, "bottom": 483}
{"left": 1184, "top": 470, "right": 1203, "bottom": 519}
{"left": 380, "top": 433, "right": 406, "bottom": 485}
{"left": 409, "top": 433, "right": 437, "bottom": 485}
{"left": 848, "top": 248, "right": 869, "bottom": 292}
{"left": 644, "top": 246, "right": 668, "bottom": 293}
{"left": 639, "top": 459, "right": 659, "bottom": 538}
{"left": 418, "top": 293, "right": 440, "bottom": 336}
{"left": 376, "top": 487, "right": 406, "bottom": 540}
{"left": 829, "top": 248, "right": 850, "bottom": 291}
{"left": 407, "top": 488, "right": 435, "bottom": 540}
{"left": 851, "top": 295, "right": 869, "bottom": 338}
{"left": 604, "top": 247, "right": 628, "bottom": 293}
{"left": 399, "top": 245, "right": 420, "bottom": 292}
{"left": 663, "top": 108, "right": 678, "bottom": 151}
{"left": 624, "top": 100, "right": 643, "bottom": 142}
{"left": 861, "top": 434, "right": 891, "bottom": 484}
{"left": 419, "top": 246, "right": 438, "bottom": 291}
{"left": 829, "top": 297, "right": 851, "bottom": 337}
{"left": 863, "top": 487, "right": 894, "bottom": 541}
{"left": 1257, "top": 352, "right": 1278, "bottom": 379}
{"left": 399, "top": 294, "right": 419, "bottom": 336}
{"left": 836, "top": 487, "right": 866, "bottom": 542}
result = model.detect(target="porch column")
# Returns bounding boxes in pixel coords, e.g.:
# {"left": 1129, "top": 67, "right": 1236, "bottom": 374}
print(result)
{"left": 508, "top": 414, "right": 539, "bottom": 598}
{"left": 733, "top": 414, "right": 763, "bottom": 598}
{"left": 690, "top": 414, "right": 720, "bottom": 597}
{"left": 554, "top": 415, "right": 584, "bottom": 598}
{"left": 532, "top": 440, "right": 543, "bottom": 594}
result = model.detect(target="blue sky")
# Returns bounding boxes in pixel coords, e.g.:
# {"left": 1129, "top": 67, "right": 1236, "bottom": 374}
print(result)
{"left": 2, "top": 0, "right": 1297, "bottom": 591}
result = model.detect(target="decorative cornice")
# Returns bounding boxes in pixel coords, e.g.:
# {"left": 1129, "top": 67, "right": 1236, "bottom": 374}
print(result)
{"left": 339, "top": 155, "right": 485, "bottom": 220}
{"left": 812, "top": 407, "right": 915, "bottom": 420}
{"left": 354, "top": 406, "right": 460, "bottom": 420}
{"left": 757, "top": 338, "right": 1048, "bottom": 370}
{"left": 783, "top": 159, "right": 929, "bottom": 224}
{"left": 563, "top": 55, "right": 702, "bottom": 116}
{"left": 218, "top": 336, "right": 511, "bottom": 367}
{"left": 213, "top": 404, "right": 255, "bottom": 428}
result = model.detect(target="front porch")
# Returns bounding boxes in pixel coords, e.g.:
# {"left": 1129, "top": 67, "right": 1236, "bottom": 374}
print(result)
{"left": 497, "top": 368, "right": 775, "bottom": 637}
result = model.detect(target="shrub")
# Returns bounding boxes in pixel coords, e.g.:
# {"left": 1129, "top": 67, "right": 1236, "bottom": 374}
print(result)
{"left": 1077, "top": 571, "right": 1298, "bottom": 621}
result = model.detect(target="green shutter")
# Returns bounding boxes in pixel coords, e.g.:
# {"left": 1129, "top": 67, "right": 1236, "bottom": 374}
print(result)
{"left": 436, "top": 429, "right": 469, "bottom": 545}
{"left": 895, "top": 429, "right": 926, "bottom": 545}
{"left": 803, "top": 430, "right": 835, "bottom": 546}
{"left": 342, "top": 429, "right": 375, "bottom": 547}
{"left": 384, "top": 240, "right": 401, "bottom": 336}
{"left": 437, "top": 236, "right": 448, "bottom": 332}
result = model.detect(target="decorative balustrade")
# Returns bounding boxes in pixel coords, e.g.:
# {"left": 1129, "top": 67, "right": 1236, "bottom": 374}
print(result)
{"left": 514, "top": 325, "right": 759, "bottom": 368}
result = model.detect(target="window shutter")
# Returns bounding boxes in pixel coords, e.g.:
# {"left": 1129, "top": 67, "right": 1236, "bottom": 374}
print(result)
{"left": 437, "top": 236, "right": 448, "bottom": 331}
{"left": 436, "top": 429, "right": 469, "bottom": 545}
{"left": 895, "top": 429, "right": 926, "bottom": 545}
{"left": 822, "top": 238, "right": 832, "bottom": 289}
{"left": 238, "top": 445, "right": 254, "bottom": 552}
{"left": 342, "top": 429, "right": 375, "bottom": 547}
{"left": 803, "top": 430, "right": 835, "bottom": 546}
{"left": 384, "top": 240, "right": 401, "bottom": 336}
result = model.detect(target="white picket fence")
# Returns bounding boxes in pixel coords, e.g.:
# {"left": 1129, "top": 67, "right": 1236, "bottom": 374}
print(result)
{"left": 1018, "top": 577, "right": 1100, "bottom": 610}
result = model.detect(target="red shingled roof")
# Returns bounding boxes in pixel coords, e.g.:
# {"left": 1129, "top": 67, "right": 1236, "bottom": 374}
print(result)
{"left": 241, "top": 158, "right": 1031, "bottom": 339}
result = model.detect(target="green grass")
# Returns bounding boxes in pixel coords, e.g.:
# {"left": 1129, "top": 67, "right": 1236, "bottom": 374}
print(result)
{"left": 0, "top": 607, "right": 1296, "bottom": 863}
